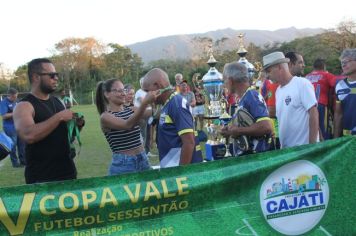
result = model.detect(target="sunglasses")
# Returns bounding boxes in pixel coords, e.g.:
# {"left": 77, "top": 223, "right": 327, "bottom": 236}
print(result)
{"left": 38, "top": 72, "right": 59, "bottom": 79}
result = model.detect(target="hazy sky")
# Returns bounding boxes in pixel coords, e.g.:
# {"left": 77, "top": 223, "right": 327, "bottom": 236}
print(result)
{"left": 1, "top": 0, "right": 354, "bottom": 70}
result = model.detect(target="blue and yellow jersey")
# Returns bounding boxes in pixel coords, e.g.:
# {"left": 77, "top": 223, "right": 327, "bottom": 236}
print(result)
{"left": 234, "top": 88, "right": 272, "bottom": 154}
{"left": 157, "top": 93, "right": 203, "bottom": 167}
{"left": 335, "top": 78, "right": 356, "bottom": 135}
{"left": 239, "top": 88, "right": 269, "bottom": 122}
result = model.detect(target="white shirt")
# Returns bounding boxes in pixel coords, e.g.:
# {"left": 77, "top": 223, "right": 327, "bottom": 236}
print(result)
{"left": 276, "top": 76, "right": 317, "bottom": 148}
{"left": 134, "top": 89, "right": 147, "bottom": 107}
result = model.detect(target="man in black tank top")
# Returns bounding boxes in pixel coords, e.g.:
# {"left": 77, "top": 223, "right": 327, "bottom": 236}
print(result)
{"left": 13, "top": 58, "right": 77, "bottom": 184}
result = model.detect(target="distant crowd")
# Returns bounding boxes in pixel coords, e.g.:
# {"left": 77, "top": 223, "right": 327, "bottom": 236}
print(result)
{"left": 1, "top": 48, "right": 355, "bottom": 184}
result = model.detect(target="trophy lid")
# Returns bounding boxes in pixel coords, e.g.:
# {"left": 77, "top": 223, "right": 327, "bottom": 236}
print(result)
{"left": 202, "top": 44, "right": 223, "bottom": 83}
{"left": 237, "top": 33, "right": 248, "bottom": 58}
{"left": 236, "top": 33, "right": 255, "bottom": 79}
{"left": 207, "top": 54, "right": 217, "bottom": 67}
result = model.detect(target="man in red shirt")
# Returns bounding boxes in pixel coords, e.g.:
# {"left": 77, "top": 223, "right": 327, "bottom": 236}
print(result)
{"left": 305, "top": 58, "right": 336, "bottom": 140}
{"left": 261, "top": 72, "right": 280, "bottom": 149}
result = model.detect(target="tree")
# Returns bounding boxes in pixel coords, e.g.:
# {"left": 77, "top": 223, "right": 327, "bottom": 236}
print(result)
{"left": 277, "top": 20, "right": 356, "bottom": 74}
{"left": 334, "top": 20, "right": 356, "bottom": 49}
{"left": 50, "top": 37, "right": 107, "bottom": 103}
{"left": 0, "top": 63, "right": 29, "bottom": 94}
{"left": 104, "top": 43, "right": 143, "bottom": 87}
{"left": 52, "top": 37, "right": 106, "bottom": 91}
{"left": 12, "top": 65, "right": 29, "bottom": 92}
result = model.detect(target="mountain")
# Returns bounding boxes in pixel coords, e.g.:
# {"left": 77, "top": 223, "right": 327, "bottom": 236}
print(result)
{"left": 127, "top": 27, "right": 325, "bottom": 63}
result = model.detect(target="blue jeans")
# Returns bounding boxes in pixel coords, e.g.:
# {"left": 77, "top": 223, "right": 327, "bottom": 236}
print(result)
{"left": 108, "top": 151, "right": 151, "bottom": 176}
{"left": 4, "top": 128, "right": 25, "bottom": 166}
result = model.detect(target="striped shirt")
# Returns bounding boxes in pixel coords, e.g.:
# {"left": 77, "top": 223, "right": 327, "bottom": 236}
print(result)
{"left": 104, "top": 107, "right": 142, "bottom": 153}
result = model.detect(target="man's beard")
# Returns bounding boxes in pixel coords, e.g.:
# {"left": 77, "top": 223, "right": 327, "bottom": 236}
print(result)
{"left": 295, "top": 70, "right": 304, "bottom": 77}
{"left": 40, "top": 80, "right": 56, "bottom": 94}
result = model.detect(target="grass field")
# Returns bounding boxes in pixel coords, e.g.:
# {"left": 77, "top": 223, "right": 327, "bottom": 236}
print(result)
{"left": 0, "top": 105, "right": 161, "bottom": 187}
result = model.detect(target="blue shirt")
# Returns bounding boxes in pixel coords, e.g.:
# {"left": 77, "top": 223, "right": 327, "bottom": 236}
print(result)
{"left": 335, "top": 78, "right": 356, "bottom": 135}
{"left": 0, "top": 97, "right": 17, "bottom": 131}
{"left": 232, "top": 88, "right": 271, "bottom": 155}
{"left": 157, "top": 93, "right": 202, "bottom": 167}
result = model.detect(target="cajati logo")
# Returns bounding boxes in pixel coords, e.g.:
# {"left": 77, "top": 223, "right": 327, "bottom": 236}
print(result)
{"left": 260, "top": 160, "right": 329, "bottom": 235}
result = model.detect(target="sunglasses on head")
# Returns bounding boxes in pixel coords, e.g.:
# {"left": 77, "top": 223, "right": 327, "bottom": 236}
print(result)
{"left": 38, "top": 72, "right": 59, "bottom": 79}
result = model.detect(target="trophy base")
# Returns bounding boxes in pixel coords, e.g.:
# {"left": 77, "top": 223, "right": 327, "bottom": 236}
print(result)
{"left": 203, "top": 115, "right": 220, "bottom": 120}
{"left": 205, "top": 143, "right": 233, "bottom": 161}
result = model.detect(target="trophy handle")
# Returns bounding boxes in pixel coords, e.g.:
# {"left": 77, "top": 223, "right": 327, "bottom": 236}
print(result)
{"left": 220, "top": 96, "right": 229, "bottom": 114}
{"left": 192, "top": 73, "right": 201, "bottom": 89}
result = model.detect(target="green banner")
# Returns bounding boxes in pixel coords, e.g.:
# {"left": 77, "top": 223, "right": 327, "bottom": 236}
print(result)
{"left": 0, "top": 136, "right": 355, "bottom": 236}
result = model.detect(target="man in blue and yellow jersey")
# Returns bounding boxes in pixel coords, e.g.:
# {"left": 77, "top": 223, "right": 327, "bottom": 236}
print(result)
{"left": 142, "top": 68, "right": 202, "bottom": 168}
{"left": 334, "top": 48, "right": 356, "bottom": 137}
{"left": 220, "top": 62, "right": 274, "bottom": 156}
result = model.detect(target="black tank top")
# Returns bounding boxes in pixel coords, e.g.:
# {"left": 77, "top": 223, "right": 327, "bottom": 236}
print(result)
{"left": 22, "top": 94, "right": 76, "bottom": 184}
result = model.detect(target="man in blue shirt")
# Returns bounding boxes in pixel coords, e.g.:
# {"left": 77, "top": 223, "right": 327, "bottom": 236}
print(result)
{"left": 142, "top": 68, "right": 202, "bottom": 168}
{"left": 0, "top": 88, "right": 25, "bottom": 167}
{"left": 220, "top": 62, "right": 274, "bottom": 156}
{"left": 334, "top": 48, "right": 356, "bottom": 137}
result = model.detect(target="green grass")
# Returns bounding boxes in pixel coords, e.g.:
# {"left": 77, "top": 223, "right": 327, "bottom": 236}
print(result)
{"left": 0, "top": 105, "right": 161, "bottom": 187}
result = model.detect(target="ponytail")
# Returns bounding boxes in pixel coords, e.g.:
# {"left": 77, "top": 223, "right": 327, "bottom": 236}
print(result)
{"left": 95, "top": 81, "right": 106, "bottom": 114}
{"left": 95, "top": 78, "right": 121, "bottom": 114}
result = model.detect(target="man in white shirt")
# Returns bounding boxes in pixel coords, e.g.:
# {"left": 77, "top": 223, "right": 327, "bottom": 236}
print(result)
{"left": 134, "top": 78, "right": 152, "bottom": 154}
{"left": 263, "top": 52, "right": 319, "bottom": 148}
{"left": 134, "top": 78, "right": 147, "bottom": 107}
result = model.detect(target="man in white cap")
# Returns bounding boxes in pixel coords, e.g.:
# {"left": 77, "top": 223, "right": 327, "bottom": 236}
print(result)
{"left": 263, "top": 52, "right": 319, "bottom": 148}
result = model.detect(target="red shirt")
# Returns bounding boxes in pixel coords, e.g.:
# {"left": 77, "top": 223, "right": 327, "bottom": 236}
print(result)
{"left": 227, "top": 93, "right": 237, "bottom": 105}
{"left": 261, "top": 79, "right": 279, "bottom": 107}
{"left": 305, "top": 70, "right": 336, "bottom": 106}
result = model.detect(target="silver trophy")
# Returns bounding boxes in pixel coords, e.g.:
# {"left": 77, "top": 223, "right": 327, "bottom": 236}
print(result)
{"left": 237, "top": 33, "right": 256, "bottom": 81}
{"left": 202, "top": 46, "right": 224, "bottom": 144}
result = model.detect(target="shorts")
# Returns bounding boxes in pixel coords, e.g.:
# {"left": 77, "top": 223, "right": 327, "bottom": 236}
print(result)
{"left": 109, "top": 151, "right": 151, "bottom": 175}
{"left": 193, "top": 105, "right": 205, "bottom": 116}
